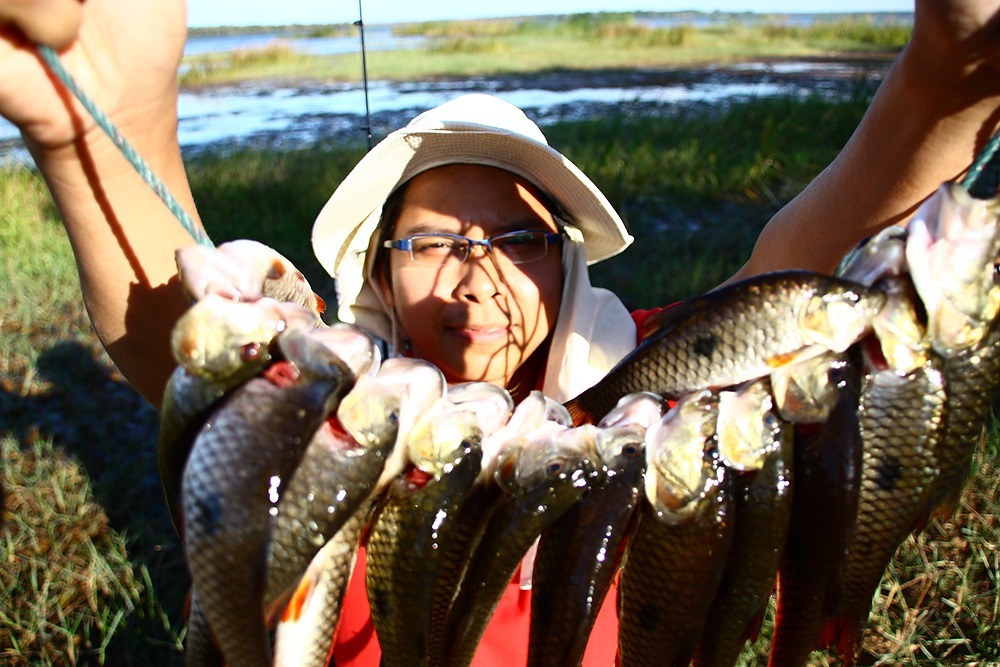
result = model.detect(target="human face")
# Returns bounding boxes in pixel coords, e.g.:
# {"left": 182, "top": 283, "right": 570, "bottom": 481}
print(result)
{"left": 381, "top": 164, "right": 563, "bottom": 396}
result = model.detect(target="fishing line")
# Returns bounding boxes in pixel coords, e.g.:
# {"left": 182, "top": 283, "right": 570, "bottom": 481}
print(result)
{"left": 961, "top": 125, "right": 1000, "bottom": 197}
{"left": 34, "top": 44, "right": 214, "bottom": 247}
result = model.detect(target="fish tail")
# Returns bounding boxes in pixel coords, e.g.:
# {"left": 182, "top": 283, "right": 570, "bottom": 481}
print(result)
{"left": 817, "top": 615, "right": 864, "bottom": 667}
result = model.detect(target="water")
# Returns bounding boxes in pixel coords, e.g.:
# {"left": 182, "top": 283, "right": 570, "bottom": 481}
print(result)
{"left": 0, "top": 24, "right": 888, "bottom": 165}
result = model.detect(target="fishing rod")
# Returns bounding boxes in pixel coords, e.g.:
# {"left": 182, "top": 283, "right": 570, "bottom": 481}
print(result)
{"left": 355, "top": 0, "right": 373, "bottom": 151}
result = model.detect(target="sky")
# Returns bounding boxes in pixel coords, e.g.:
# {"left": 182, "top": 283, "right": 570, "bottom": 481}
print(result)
{"left": 187, "top": 1, "right": 914, "bottom": 28}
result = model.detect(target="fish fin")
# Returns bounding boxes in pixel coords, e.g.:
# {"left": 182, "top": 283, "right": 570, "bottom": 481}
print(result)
{"left": 563, "top": 397, "right": 597, "bottom": 426}
{"left": 740, "top": 596, "right": 771, "bottom": 645}
{"left": 281, "top": 572, "right": 317, "bottom": 624}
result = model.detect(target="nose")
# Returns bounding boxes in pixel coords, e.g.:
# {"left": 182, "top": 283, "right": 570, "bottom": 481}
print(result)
{"left": 454, "top": 243, "right": 506, "bottom": 303}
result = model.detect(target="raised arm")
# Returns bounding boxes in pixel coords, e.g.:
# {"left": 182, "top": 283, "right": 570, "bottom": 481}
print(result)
{"left": 733, "top": 0, "right": 1000, "bottom": 280}
{"left": 0, "top": 0, "right": 200, "bottom": 406}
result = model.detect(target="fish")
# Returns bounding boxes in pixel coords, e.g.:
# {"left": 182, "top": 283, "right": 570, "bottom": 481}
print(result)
{"left": 565, "top": 271, "right": 884, "bottom": 425}
{"left": 820, "top": 359, "right": 946, "bottom": 665}
{"left": 180, "top": 327, "right": 356, "bottom": 667}
{"left": 928, "top": 319, "right": 1000, "bottom": 520}
{"left": 617, "top": 390, "right": 735, "bottom": 667}
{"left": 159, "top": 296, "right": 319, "bottom": 532}
{"left": 767, "top": 351, "right": 863, "bottom": 667}
{"left": 183, "top": 588, "right": 224, "bottom": 667}
{"left": 905, "top": 182, "right": 1000, "bottom": 356}
{"left": 527, "top": 424, "right": 648, "bottom": 667}
{"left": 693, "top": 379, "right": 794, "bottom": 667}
{"left": 903, "top": 183, "right": 1000, "bottom": 519}
{"left": 272, "top": 503, "right": 373, "bottom": 667}
{"left": 366, "top": 399, "right": 484, "bottom": 667}
{"left": 443, "top": 425, "right": 600, "bottom": 667}
{"left": 263, "top": 371, "right": 400, "bottom": 615}
{"left": 176, "top": 238, "right": 327, "bottom": 317}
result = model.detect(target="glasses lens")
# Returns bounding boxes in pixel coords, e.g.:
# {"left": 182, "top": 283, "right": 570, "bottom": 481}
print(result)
{"left": 493, "top": 231, "right": 550, "bottom": 264}
{"left": 409, "top": 234, "right": 468, "bottom": 266}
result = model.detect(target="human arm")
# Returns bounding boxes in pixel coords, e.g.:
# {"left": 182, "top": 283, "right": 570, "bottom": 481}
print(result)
{"left": 731, "top": 0, "right": 1000, "bottom": 281}
{"left": 0, "top": 0, "right": 201, "bottom": 406}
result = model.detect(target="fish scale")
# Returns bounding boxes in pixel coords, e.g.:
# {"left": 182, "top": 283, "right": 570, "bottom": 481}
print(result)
{"left": 927, "top": 320, "right": 1000, "bottom": 520}
{"left": 273, "top": 503, "right": 372, "bottom": 667}
{"left": 264, "top": 387, "right": 399, "bottom": 612}
{"left": 617, "top": 465, "right": 735, "bottom": 667}
{"left": 768, "top": 355, "right": 864, "bottom": 667}
{"left": 821, "top": 361, "right": 946, "bottom": 666}
{"left": 366, "top": 442, "right": 483, "bottom": 667}
{"left": 565, "top": 271, "right": 884, "bottom": 424}
{"left": 527, "top": 427, "right": 645, "bottom": 667}
{"left": 181, "top": 364, "right": 351, "bottom": 667}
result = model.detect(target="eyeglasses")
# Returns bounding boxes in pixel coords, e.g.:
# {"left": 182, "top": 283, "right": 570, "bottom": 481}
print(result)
{"left": 383, "top": 230, "right": 563, "bottom": 267}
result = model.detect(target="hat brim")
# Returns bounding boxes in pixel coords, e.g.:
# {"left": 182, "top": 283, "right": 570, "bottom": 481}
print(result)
{"left": 311, "top": 124, "right": 633, "bottom": 283}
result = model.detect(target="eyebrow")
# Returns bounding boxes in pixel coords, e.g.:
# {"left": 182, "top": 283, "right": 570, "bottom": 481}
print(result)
{"left": 397, "top": 218, "right": 555, "bottom": 237}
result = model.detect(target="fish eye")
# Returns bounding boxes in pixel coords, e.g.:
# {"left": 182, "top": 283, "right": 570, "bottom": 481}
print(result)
{"left": 620, "top": 443, "right": 642, "bottom": 458}
{"left": 546, "top": 458, "right": 567, "bottom": 476}
{"left": 240, "top": 341, "right": 263, "bottom": 363}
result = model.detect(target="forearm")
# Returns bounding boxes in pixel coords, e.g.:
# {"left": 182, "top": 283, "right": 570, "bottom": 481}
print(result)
{"left": 28, "top": 99, "right": 202, "bottom": 407}
{"left": 734, "top": 44, "right": 1000, "bottom": 280}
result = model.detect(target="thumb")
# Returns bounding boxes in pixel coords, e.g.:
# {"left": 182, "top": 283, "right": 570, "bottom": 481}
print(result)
{"left": 0, "top": 0, "right": 84, "bottom": 49}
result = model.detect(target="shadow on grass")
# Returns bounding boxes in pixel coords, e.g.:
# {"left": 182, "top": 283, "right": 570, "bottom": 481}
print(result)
{"left": 0, "top": 340, "right": 189, "bottom": 664}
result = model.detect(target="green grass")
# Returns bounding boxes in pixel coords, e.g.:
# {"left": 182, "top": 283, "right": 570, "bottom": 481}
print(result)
{"left": 180, "top": 13, "right": 907, "bottom": 86}
{"left": 2, "top": 82, "right": 997, "bottom": 665}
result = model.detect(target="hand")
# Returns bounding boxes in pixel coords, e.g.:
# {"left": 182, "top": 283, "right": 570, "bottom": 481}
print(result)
{"left": 0, "top": 0, "right": 186, "bottom": 153}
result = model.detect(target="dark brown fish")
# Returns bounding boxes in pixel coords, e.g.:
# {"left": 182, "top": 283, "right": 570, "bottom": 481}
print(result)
{"left": 927, "top": 319, "right": 1000, "bottom": 520}
{"left": 527, "top": 425, "right": 646, "bottom": 667}
{"left": 366, "top": 402, "right": 484, "bottom": 667}
{"left": 693, "top": 379, "right": 794, "bottom": 667}
{"left": 181, "top": 328, "right": 355, "bottom": 667}
{"left": 617, "top": 390, "right": 735, "bottom": 667}
{"left": 565, "top": 271, "right": 884, "bottom": 425}
{"left": 159, "top": 297, "right": 317, "bottom": 531}
{"left": 443, "top": 426, "right": 600, "bottom": 667}
{"left": 768, "top": 352, "right": 863, "bottom": 667}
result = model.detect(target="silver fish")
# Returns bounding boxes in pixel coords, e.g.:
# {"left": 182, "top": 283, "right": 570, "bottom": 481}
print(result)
{"left": 181, "top": 327, "right": 355, "bottom": 667}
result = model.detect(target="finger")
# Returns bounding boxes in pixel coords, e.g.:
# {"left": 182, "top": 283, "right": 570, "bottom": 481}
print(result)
{"left": 0, "top": 0, "right": 83, "bottom": 49}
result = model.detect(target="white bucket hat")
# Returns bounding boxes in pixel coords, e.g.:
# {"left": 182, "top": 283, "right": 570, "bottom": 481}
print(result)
{"left": 311, "top": 93, "right": 634, "bottom": 343}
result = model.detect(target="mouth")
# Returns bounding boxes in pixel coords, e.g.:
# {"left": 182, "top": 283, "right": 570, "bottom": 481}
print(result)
{"left": 446, "top": 324, "right": 512, "bottom": 345}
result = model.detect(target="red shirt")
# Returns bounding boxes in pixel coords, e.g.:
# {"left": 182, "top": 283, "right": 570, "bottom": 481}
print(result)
{"left": 331, "top": 307, "right": 668, "bottom": 666}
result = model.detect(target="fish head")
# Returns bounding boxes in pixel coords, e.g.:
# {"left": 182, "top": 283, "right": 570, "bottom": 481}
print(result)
{"left": 836, "top": 225, "right": 908, "bottom": 286}
{"left": 171, "top": 294, "right": 318, "bottom": 383}
{"left": 336, "top": 374, "right": 402, "bottom": 452}
{"left": 406, "top": 399, "right": 483, "bottom": 478}
{"left": 797, "top": 280, "right": 885, "bottom": 354}
{"left": 716, "top": 378, "right": 782, "bottom": 471}
{"left": 596, "top": 425, "right": 647, "bottom": 474}
{"left": 496, "top": 425, "right": 599, "bottom": 495}
{"left": 643, "top": 389, "right": 719, "bottom": 520}
{"left": 276, "top": 326, "right": 357, "bottom": 384}
{"left": 597, "top": 392, "right": 665, "bottom": 430}
{"left": 283, "top": 323, "right": 379, "bottom": 379}
{"left": 905, "top": 182, "right": 1000, "bottom": 356}
{"left": 869, "top": 276, "right": 929, "bottom": 373}
{"left": 447, "top": 382, "right": 515, "bottom": 437}
{"left": 770, "top": 350, "right": 848, "bottom": 423}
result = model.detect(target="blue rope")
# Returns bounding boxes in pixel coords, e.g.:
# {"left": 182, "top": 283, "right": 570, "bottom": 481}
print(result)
{"left": 35, "top": 44, "right": 214, "bottom": 247}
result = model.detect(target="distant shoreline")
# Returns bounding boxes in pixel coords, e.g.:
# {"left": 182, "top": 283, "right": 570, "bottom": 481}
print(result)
{"left": 187, "top": 10, "right": 913, "bottom": 37}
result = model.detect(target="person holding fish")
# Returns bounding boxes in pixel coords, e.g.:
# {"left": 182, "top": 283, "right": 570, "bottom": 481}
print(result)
{"left": 1, "top": 0, "right": 999, "bottom": 665}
